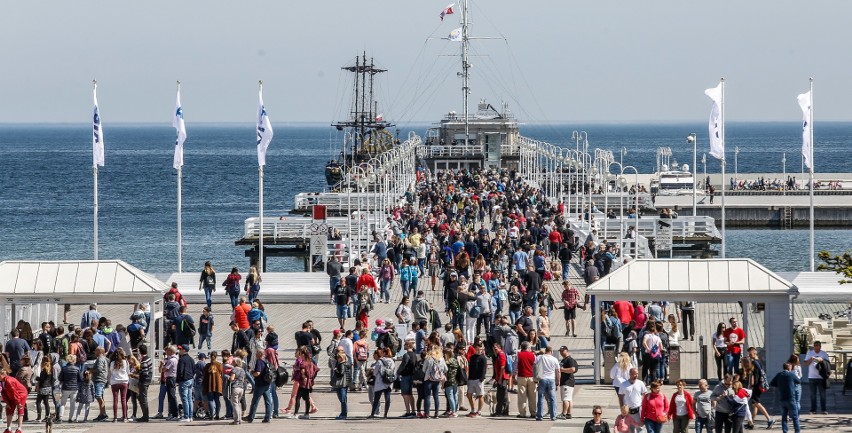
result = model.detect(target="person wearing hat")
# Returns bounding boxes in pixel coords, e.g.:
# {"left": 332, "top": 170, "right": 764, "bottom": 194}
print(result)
{"left": 175, "top": 345, "right": 195, "bottom": 422}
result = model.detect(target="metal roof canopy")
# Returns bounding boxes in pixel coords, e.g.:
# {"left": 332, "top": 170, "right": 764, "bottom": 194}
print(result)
{"left": 777, "top": 271, "right": 852, "bottom": 301}
{"left": 586, "top": 258, "right": 797, "bottom": 383}
{"left": 587, "top": 258, "right": 798, "bottom": 302}
{"left": 0, "top": 260, "right": 168, "bottom": 303}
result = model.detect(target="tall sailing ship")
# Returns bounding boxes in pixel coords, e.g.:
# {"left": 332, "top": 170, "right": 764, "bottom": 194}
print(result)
{"left": 326, "top": 54, "right": 398, "bottom": 189}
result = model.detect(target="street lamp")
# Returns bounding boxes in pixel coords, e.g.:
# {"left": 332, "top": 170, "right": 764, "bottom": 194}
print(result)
{"left": 687, "top": 133, "right": 697, "bottom": 216}
{"left": 734, "top": 146, "right": 740, "bottom": 188}
{"left": 615, "top": 164, "right": 639, "bottom": 258}
{"left": 701, "top": 153, "right": 707, "bottom": 192}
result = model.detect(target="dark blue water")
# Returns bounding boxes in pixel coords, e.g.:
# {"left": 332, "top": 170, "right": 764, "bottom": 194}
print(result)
{"left": 1, "top": 123, "right": 850, "bottom": 273}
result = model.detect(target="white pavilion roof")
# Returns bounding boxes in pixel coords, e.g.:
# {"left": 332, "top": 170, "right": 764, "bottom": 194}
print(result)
{"left": 587, "top": 258, "right": 796, "bottom": 300}
{"left": 0, "top": 260, "right": 167, "bottom": 302}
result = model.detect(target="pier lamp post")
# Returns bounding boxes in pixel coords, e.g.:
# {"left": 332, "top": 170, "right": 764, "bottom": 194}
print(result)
{"left": 702, "top": 153, "right": 707, "bottom": 191}
{"left": 687, "top": 133, "right": 697, "bottom": 216}
{"left": 368, "top": 158, "right": 382, "bottom": 233}
{"left": 616, "top": 164, "right": 639, "bottom": 258}
{"left": 782, "top": 152, "right": 787, "bottom": 196}
{"left": 734, "top": 146, "right": 740, "bottom": 187}
{"left": 349, "top": 165, "right": 367, "bottom": 256}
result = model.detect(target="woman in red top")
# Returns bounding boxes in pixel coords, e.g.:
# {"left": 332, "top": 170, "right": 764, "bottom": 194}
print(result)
{"left": 667, "top": 379, "right": 694, "bottom": 433}
{"left": 0, "top": 369, "right": 28, "bottom": 433}
{"left": 641, "top": 380, "right": 669, "bottom": 433}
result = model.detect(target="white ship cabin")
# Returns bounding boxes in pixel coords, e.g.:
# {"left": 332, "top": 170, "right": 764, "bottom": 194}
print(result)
{"left": 423, "top": 101, "right": 521, "bottom": 172}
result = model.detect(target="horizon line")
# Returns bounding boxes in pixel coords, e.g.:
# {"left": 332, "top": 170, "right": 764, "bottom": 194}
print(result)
{"left": 2, "top": 120, "right": 852, "bottom": 127}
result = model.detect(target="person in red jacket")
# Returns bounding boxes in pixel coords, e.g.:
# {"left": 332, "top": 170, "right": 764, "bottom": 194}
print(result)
{"left": 641, "top": 380, "right": 669, "bottom": 433}
{"left": 0, "top": 368, "right": 28, "bottom": 433}
{"left": 667, "top": 379, "right": 694, "bottom": 433}
{"left": 548, "top": 229, "right": 563, "bottom": 260}
{"left": 232, "top": 297, "right": 252, "bottom": 330}
{"left": 165, "top": 282, "right": 187, "bottom": 307}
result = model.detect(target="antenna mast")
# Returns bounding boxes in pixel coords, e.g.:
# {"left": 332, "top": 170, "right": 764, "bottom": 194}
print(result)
{"left": 461, "top": 0, "right": 470, "bottom": 144}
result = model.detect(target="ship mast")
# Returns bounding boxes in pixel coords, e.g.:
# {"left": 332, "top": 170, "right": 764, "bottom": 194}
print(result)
{"left": 461, "top": 0, "right": 470, "bottom": 144}
{"left": 332, "top": 53, "right": 393, "bottom": 166}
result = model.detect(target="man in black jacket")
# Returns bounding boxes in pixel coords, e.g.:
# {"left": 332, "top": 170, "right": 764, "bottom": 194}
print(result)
{"left": 231, "top": 321, "right": 250, "bottom": 354}
{"left": 176, "top": 344, "right": 195, "bottom": 422}
{"left": 172, "top": 306, "right": 195, "bottom": 347}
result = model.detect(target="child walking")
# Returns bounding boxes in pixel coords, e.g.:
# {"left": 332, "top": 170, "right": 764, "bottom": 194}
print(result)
{"left": 74, "top": 370, "right": 96, "bottom": 422}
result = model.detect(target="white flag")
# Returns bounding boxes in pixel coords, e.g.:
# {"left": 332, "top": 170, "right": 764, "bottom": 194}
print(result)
{"left": 448, "top": 27, "right": 463, "bottom": 42}
{"left": 256, "top": 87, "right": 273, "bottom": 167}
{"left": 704, "top": 83, "right": 724, "bottom": 160}
{"left": 797, "top": 90, "right": 813, "bottom": 170}
{"left": 173, "top": 87, "right": 187, "bottom": 169}
{"left": 92, "top": 86, "right": 105, "bottom": 167}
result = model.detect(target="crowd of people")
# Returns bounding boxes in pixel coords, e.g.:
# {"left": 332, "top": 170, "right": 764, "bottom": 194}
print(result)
{"left": 0, "top": 167, "right": 842, "bottom": 433}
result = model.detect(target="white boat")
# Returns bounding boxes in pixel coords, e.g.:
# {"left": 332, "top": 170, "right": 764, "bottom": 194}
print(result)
{"left": 650, "top": 163, "right": 704, "bottom": 196}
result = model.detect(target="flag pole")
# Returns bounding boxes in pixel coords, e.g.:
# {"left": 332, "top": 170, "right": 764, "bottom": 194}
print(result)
{"left": 808, "top": 77, "right": 814, "bottom": 271}
{"left": 177, "top": 80, "right": 183, "bottom": 273}
{"left": 258, "top": 80, "right": 265, "bottom": 273}
{"left": 720, "top": 77, "right": 726, "bottom": 259}
{"left": 93, "top": 79, "right": 99, "bottom": 260}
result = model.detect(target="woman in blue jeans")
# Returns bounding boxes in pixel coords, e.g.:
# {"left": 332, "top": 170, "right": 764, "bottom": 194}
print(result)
{"left": 245, "top": 265, "right": 261, "bottom": 304}
{"left": 422, "top": 346, "right": 448, "bottom": 418}
{"left": 223, "top": 268, "right": 242, "bottom": 310}
{"left": 198, "top": 262, "right": 216, "bottom": 311}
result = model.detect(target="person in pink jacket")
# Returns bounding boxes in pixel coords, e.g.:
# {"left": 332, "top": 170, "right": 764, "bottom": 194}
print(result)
{"left": 667, "top": 379, "right": 695, "bottom": 433}
{"left": 641, "top": 380, "right": 669, "bottom": 433}
{"left": 615, "top": 404, "right": 644, "bottom": 432}
{"left": 0, "top": 369, "right": 28, "bottom": 433}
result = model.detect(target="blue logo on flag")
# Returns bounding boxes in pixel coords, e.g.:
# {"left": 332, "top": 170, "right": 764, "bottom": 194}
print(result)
{"left": 93, "top": 108, "right": 101, "bottom": 143}
{"left": 176, "top": 106, "right": 183, "bottom": 118}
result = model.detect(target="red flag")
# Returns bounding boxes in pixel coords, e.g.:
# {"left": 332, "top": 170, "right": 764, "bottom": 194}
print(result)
{"left": 439, "top": 3, "right": 455, "bottom": 21}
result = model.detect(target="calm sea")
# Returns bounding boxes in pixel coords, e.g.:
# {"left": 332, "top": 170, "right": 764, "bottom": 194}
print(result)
{"left": 1, "top": 123, "right": 850, "bottom": 273}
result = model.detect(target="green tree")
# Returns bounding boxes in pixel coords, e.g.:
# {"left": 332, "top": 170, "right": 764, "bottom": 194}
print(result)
{"left": 817, "top": 251, "right": 852, "bottom": 284}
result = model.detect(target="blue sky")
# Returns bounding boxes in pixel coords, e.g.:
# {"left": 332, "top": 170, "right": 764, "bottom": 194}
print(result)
{"left": 2, "top": 1, "right": 850, "bottom": 124}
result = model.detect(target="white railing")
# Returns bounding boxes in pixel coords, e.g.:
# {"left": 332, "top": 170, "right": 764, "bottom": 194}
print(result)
{"left": 595, "top": 215, "right": 721, "bottom": 241}
{"left": 570, "top": 217, "right": 655, "bottom": 260}
{"left": 294, "top": 192, "right": 393, "bottom": 212}
{"left": 422, "top": 145, "right": 484, "bottom": 158}
{"left": 501, "top": 143, "right": 521, "bottom": 156}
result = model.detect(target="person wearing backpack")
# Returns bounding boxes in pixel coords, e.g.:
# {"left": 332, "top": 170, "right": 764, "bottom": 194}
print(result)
{"left": 198, "top": 261, "right": 216, "bottom": 311}
{"left": 368, "top": 348, "right": 395, "bottom": 419}
{"left": 222, "top": 268, "right": 242, "bottom": 310}
{"left": 172, "top": 306, "right": 196, "bottom": 348}
{"left": 352, "top": 330, "right": 370, "bottom": 391}
{"left": 246, "top": 349, "right": 274, "bottom": 423}
{"left": 422, "top": 345, "right": 447, "bottom": 418}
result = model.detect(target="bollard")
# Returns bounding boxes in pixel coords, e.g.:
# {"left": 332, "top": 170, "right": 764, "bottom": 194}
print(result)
{"left": 699, "top": 336, "right": 708, "bottom": 380}
{"left": 603, "top": 344, "right": 617, "bottom": 384}
{"left": 669, "top": 345, "right": 681, "bottom": 382}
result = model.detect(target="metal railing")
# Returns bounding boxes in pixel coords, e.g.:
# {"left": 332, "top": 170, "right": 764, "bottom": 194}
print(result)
{"left": 294, "top": 192, "right": 397, "bottom": 212}
{"left": 594, "top": 215, "right": 722, "bottom": 240}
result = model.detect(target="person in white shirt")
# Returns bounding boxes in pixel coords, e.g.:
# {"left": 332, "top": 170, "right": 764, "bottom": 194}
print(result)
{"left": 533, "top": 347, "right": 560, "bottom": 421}
{"left": 338, "top": 330, "right": 354, "bottom": 362}
{"left": 803, "top": 340, "right": 830, "bottom": 414}
{"left": 108, "top": 348, "right": 131, "bottom": 422}
{"left": 618, "top": 368, "right": 647, "bottom": 431}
